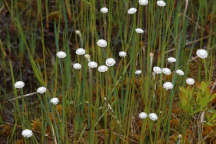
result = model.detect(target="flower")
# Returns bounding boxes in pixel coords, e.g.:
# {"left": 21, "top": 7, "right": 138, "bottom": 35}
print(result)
{"left": 100, "top": 7, "right": 108, "bottom": 13}
{"left": 98, "top": 65, "right": 108, "bottom": 72}
{"left": 176, "top": 69, "right": 184, "bottom": 76}
{"left": 75, "top": 48, "right": 85, "bottom": 55}
{"left": 153, "top": 66, "right": 162, "bottom": 74}
{"left": 14, "top": 81, "right": 25, "bottom": 89}
{"left": 88, "top": 61, "right": 98, "bottom": 69}
{"left": 56, "top": 51, "right": 67, "bottom": 59}
{"left": 167, "top": 57, "right": 176, "bottom": 63}
{"left": 135, "top": 28, "right": 144, "bottom": 34}
{"left": 139, "top": 0, "right": 148, "bottom": 5}
{"left": 186, "top": 78, "right": 195, "bottom": 85}
{"left": 135, "top": 70, "right": 142, "bottom": 75}
{"left": 97, "top": 39, "right": 107, "bottom": 48}
{"left": 50, "top": 97, "right": 59, "bottom": 105}
{"left": 163, "top": 82, "right": 174, "bottom": 90}
{"left": 105, "top": 58, "right": 116, "bottom": 67}
{"left": 37, "top": 87, "right": 47, "bottom": 94}
{"left": 149, "top": 113, "right": 158, "bottom": 121}
{"left": 119, "top": 51, "right": 127, "bottom": 57}
{"left": 139, "top": 112, "right": 148, "bottom": 119}
{"left": 162, "top": 68, "right": 171, "bottom": 75}
{"left": 75, "top": 30, "right": 81, "bottom": 35}
{"left": 157, "top": 0, "right": 166, "bottom": 7}
{"left": 84, "top": 54, "right": 91, "bottom": 61}
{"left": 178, "top": 134, "right": 182, "bottom": 139}
{"left": 22, "top": 129, "right": 33, "bottom": 138}
{"left": 196, "top": 49, "right": 208, "bottom": 59}
{"left": 128, "top": 8, "right": 137, "bottom": 14}
{"left": 73, "top": 63, "right": 82, "bottom": 70}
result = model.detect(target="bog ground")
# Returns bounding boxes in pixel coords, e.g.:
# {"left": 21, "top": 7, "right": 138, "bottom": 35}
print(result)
{"left": 0, "top": 0, "right": 216, "bottom": 143}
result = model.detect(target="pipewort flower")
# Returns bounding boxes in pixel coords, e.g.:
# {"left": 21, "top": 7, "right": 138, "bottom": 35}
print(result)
{"left": 73, "top": 63, "right": 82, "bottom": 70}
{"left": 135, "top": 28, "right": 144, "bottom": 34}
{"left": 98, "top": 65, "right": 108, "bottom": 72}
{"left": 163, "top": 82, "right": 174, "bottom": 90}
{"left": 139, "top": 112, "right": 148, "bottom": 119}
{"left": 97, "top": 39, "right": 107, "bottom": 48}
{"left": 186, "top": 78, "right": 195, "bottom": 85}
{"left": 88, "top": 61, "right": 98, "bottom": 69}
{"left": 196, "top": 49, "right": 208, "bottom": 59}
{"left": 100, "top": 7, "right": 108, "bottom": 13}
{"left": 149, "top": 113, "right": 158, "bottom": 121}
{"left": 153, "top": 66, "right": 162, "bottom": 74}
{"left": 119, "top": 51, "right": 127, "bottom": 57}
{"left": 22, "top": 129, "right": 33, "bottom": 138}
{"left": 167, "top": 57, "right": 176, "bottom": 63}
{"left": 162, "top": 68, "right": 171, "bottom": 75}
{"left": 15, "top": 81, "right": 25, "bottom": 89}
{"left": 76, "top": 48, "right": 85, "bottom": 55}
{"left": 50, "top": 97, "right": 59, "bottom": 105}
{"left": 56, "top": 51, "right": 67, "bottom": 59}
{"left": 138, "top": 0, "right": 148, "bottom": 6}
{"left": 128, "top": 8, "right": 137, "bottom": 14}
{"left": 135, "top": 70, "right": 142, "bottom": 75}
{"left": 157, "top": 0, "right": 166, "bottom": 7}
{"left": 176, "top": 69, "right": 184, "bottom": 76}
{"left": 37, "top": 87, "right": 47, "bottom": 94}
{"left": 105, "top": 58, "right": 116, "bottom": 67}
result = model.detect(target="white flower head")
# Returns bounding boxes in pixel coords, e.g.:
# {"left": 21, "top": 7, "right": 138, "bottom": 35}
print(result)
{"left": 157, "top": 0, "right": 166, "bottom": 7}
{"left": 178, "top": 134, "right": 182, "bottom": 139}
{"left": 139, "top": 0, "right": 148, "bottom": 6}
{"left": 73, "top": 63, "right": 82, "bottom": 70}
{"left": 22, "top": 129, "right": 33, "bottom": 138}
{"left": 75, "top": 30, "right": 81, "bottom": 35}
{"left": 167, "top": 57, "right": 176, "bottom": 63}
{"left": 135, "top": 28, "right": 144, "bottom": 34}
{"left": 196, "top": 49, "right": 208, "bottom": 59}
{"left": 162, "top": 68, "right": 171, "bottom": 75}
{"left": 76, "top": 48, "right": 85, "bottom": 55}
{"left": 105, "top": 58, "right": 116, "bottom": 67}
{"left": 176, "top": 69, "right": 184, "bottom": 76}
{"left": 128, "top": 8, "right": 137, "bottom": 14}
{"left": 153, "top": 66, "right": 162, "bottom": 74}
{"left": 98, "top": 65, "right": 108, "bottom": 72}
{"left": 100, "top": 7, "right": 108, "bottom": 13}
{"left": 88, "top": 61, "right": 98, "bottom": 69}
{"left": 15, "top": 81, "right": 25, "bottom": 89}
{"left": 56, "top": 51, "right": 67, "bottom": 59}
{"left": 84, "top": 54, "right": 91, "bottom": 61}
{"left": 97, "top": 39, "right": 107, "bottom": 48}
{"left": 50, "top": 97, "right": 59, "bottom": 105}
{"left": 37, "top": 87, "right": 47, "bottom": 94}
{"left": 135, "top": 70, "right": 142, "bottom": 75}
{"left": 119, "top": 51, "right": 127, "bottom": 57}
{"left": 163, "top": 82, "right": 174, "bottom": 90}
{"left": 186, "top": 78, "right": 195, "bottom": 85}
{"left": 149, "top": 113, "right": 158, "bottom": 121}
{"left": 139, "top": 112, "right": 148, "bottom": 119}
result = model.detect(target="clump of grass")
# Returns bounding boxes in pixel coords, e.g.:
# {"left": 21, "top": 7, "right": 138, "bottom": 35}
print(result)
{"left": 0, "top": 0, "right": 216, "bottom": 143}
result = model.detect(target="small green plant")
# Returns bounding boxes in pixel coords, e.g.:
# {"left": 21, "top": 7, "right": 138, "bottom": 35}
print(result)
{"left": 205, "top": 109, "right": 216, "bottom": 126}
{"left": 179, "top": 81, "right": 216, "bottom": 116}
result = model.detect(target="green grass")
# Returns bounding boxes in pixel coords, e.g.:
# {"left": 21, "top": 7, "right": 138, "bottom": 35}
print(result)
{"left": 0, "top": 0, "right": 216, "bottom": 143}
